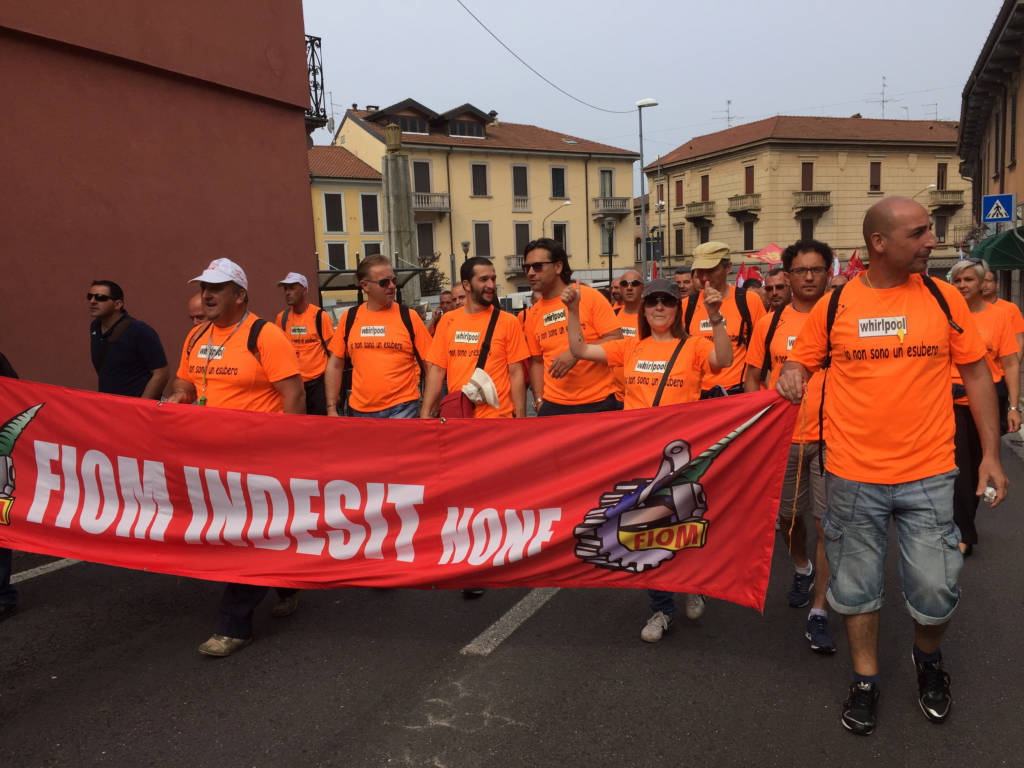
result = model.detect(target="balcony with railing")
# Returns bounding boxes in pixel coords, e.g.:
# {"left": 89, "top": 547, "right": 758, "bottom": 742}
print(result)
{"left": 412, "top": 192, "right": 450, "bottom": 213}
{"left": 512, "top": 196, "right": 530, "bottom": 212}
{"left": 684, "top": 201, "right": 716, "bottom": 220}
{"left": 792, "top": 190, "right": 831, "bottom": 210}
{"left": 505, "top": 254, "right": 525, "bottom": 275}
{"left": 592, "top": 196, "right": 631, "bottom": 217}
{"left": 928, "top": 189, "right": 965, "bottom": 209}
{"left": 727, "top": 193, "right": 761, "bottom": 218}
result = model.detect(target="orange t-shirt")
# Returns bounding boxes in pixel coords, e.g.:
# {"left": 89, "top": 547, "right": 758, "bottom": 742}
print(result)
{"left": 426, "top": 306, "right": 530, "bottom": 418}
{"left": 687, "top": 286, "right": 766, "bottom": 390}
{"left": 525, "top": 284, "right": 620, "bottom": 405}
{"left": 274, "top": 304, "right": 334, "bottom": 381}
{"left": 602, "top": 335, "right": 712, "bottom": 410}
{"left": 950, "top": 302, "right": 1017, "bottom": 404}
{"left": 788, "top": 275, "right": 985, "bottom": 484}
{"left": 176, "top": 314, "right": 300, "bottom": 413}
{"left": 610, "top": 307, "right": 640, "bottom": 401}
{"left": 326, "top": 303, "right": 432, "bottom": 412}
{"left": 992, "top": 298, "right": 1024, "bottom": 341}
{"left": 747, "top": 305, "right": 825, "bottom": 444}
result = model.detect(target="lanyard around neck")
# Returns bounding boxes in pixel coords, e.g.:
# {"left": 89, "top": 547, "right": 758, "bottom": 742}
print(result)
{"left": 198, "top": 311, "right": 249, "bottom": 405}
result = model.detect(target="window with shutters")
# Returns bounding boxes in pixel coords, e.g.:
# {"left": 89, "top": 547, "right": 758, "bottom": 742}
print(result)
{"left": 473, "top": 221, "right": 491, "bottom": 257}
{"left": 417, "top": 222, "right": 435, "bottom": 258}
{"left": 743, "top": 221, "right": 754, "bottom": 251}
{"left": 471, "top": 163, "right": 489, "bottom": 196}
{"left": 700, "top": 174, "right": 710, "bottom": 202}
{"left": 745, "top": 166, "right": 754, "bottom": 195}
{"left": 552, "top": 222, "right": 567, "bottom": 248}
{"left": 674, "top": 179, "right": 683, "bottom": 207}
{"left": 674, "top": 227, "right": 684, "bottom": 255}
{"left": 801, "top": 162, "right": 813, "bottom": 192}
{"left": 360, "top": 194, "right": 380, "bottom": 233}
{"left": 551, "top": 167, "right": 567, "bottom": 199}
{"left": 869, "top": 161, "right": 881, "bottom": 192}
{"left": 324, "top": 193, "right": 344, "bottom": 233}
{"left": 413, "top": 161, "right": 431, "bottom": 194}
{"left": 936, "top": 162, "right": 948, "bottom": 191}
{"left": 514, "top": 222, "right": 531, "bottom": 257}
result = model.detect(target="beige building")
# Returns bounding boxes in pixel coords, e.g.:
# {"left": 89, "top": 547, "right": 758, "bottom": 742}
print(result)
{"left": 332, "top": 99, "right": 638, "bottom": 293}
{"left": 958, "top": 0, "right": 1024, "bottom": 228}
{"left": 645, "top": 116, "right": 972, "bottom": 267}
{"left": 308, "top": 146, "right": 383, "bottom": 274}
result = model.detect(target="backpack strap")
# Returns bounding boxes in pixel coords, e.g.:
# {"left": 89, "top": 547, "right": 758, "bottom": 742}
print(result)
{"left": 279, "top": 308, "right": 289, "bottom": 331}
{"left": 315, "top": 308, "right": 328, "bottom": 353}
{"left": 817, "top": 283, "right": 846, "bottom": 474}
{"left": 652, "top": 336, "right": 687, "bottom": 407}
{"left": 734, "top": 286, "right": 753, "bottom": 347}
{"left": 246, "top": 318, "right": 267, "bottom": 364}
{"left": 758, "top": 306, "right": 785, "bottom": 382}
{"left": 614, "top": 305, "right": 622, "bottom": 316}
{"left": 475, "top": 306, "right": 502, "bottom": 371}
{"left": 921, "top": 274, "right": 964, "bottom": 334}
{"left": 185, "top": 321, "right": 212, "bottom": 358}
{"left": 683, "top": 293, "right": 699, "bottom": 334}
{"left": 399, "top": 303, "right": 425, "bottom": 372}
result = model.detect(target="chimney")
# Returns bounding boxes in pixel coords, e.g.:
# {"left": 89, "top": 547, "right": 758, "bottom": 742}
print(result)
{"left": 488, "top": 110, "right": 499, "bottom": 126}
{"left": 366, "top": 105, "right": 379, "bottom": 112}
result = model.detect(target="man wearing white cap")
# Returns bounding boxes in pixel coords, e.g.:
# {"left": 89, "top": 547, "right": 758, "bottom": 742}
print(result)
{"left": 167, "top": 257, "right": 305, "bottom": 658}
{"left": 275, "top": 272, "right": 334, "bottom": 415}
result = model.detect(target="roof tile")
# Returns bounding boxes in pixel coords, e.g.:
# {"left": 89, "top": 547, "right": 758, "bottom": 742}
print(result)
{"left": 307, "top": 146, "right": 381, "bottom": 180}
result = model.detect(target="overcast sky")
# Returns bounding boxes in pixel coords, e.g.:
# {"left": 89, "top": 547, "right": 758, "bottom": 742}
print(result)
{"left": 303, "top": 0, "right": 1001, "bottom": 184}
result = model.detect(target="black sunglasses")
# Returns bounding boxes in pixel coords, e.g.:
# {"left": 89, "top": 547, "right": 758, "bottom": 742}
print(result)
{"left": 367, "top": 277, "right": 396, "bottom": 287}
{"left": 619, "top": 279, "right": 643, "bottom": 288}
{"left": 86, "top": 293, "right": 113, "bottom": 302}
{"left": 643, "top": 295, "right": 679, "bottom": 308}
{"left": 524, "top": 261, "right": 553, "bottom": 273}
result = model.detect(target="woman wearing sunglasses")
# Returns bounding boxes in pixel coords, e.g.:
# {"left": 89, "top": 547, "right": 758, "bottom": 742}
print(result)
{"left": 562, "top": 276, "right": 731, "bottom": 642}
{"left": 948, "top": 258, "right": 1020, "bottom": 557}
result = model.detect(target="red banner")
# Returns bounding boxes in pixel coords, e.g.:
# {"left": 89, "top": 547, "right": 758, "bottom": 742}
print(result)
{"left": 0, "top": 379, "right": 796, "bottom": 611}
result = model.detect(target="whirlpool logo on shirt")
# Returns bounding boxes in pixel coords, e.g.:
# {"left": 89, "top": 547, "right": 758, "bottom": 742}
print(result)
{"left": 454, "top": 331, "right": 481, "bottom": 344}
{"left": 787, "top": 336, "right": 797, "bottom": 350}
{"left": 857, "top": 316, "right": 907, "bottom": 338}
{"left": 290, "top": 326, "right": 307, "bottom": 336}
{"left": 699, "top": 318, "right": 726, "bottom": 332}
{"left": 634, "top": 360, "right": 668, "bottom": 374}
{"left": 196, "top": 345, "right": 224, "bottom": 360}
{"left": 543, "top": 308, "right": 566, "bottom": 326}
{"left": 361, "top": 326, "right": 387, "bottom": 338}
{"left": 622, "top": 327, "right": 637, "bottom": 337}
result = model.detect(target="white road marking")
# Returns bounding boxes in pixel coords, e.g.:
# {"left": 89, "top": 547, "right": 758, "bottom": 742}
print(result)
{"left": 460, "top": 587, "right": 560, "bottom": 656}
{"left": 11, "top": 558, "right": 81, "bottom": 584}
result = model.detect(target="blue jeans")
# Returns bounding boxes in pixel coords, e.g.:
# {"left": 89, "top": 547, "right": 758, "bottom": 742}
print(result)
{"left": 648, "top": 590, "right": 675, "bottom": 616}
{"left": 823, "top": 470, "right": 962, "bottom": 626}
{"left": 349, "top": 399, "right": 419, "bottom": 419}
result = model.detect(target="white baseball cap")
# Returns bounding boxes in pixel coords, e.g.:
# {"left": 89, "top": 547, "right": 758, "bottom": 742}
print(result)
{"left": 190, "top": 258, "right": 248, "bottom": 290}
{"left": 277, "top": 272, "right": 308, "bottom": 289}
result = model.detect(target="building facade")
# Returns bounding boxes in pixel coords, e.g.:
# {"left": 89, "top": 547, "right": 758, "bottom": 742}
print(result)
{"left": 644, "top": 116, "right": 972, "bottom": 267}
{"left": 332, "top": 99, "right": 638, "bottom": 293}
{"left": 308, "top": 146, "right": 383, "bottom": 274}
{"left": 958, "top": 0, "right": 1024, "bottom": 227}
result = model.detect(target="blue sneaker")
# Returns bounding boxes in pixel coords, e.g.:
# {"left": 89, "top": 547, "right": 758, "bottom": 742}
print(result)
{"left": 787, "top": 567, "right": 814, "bottom": 607}
{"left": 806, "top": 614, "right": 836, "bottom": 654}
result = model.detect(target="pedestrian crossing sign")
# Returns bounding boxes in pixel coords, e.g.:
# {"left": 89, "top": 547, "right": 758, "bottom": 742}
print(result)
{"left": 982, "top": 193, "right": 1015, "bottom": 223}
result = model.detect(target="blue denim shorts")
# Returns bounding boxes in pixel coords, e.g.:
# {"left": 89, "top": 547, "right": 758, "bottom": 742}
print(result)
{"left": 349, "top": 399, "right": 420, "bottom": 419}
{"left": 823, "top": 470, "right": 963, "bottom": 625}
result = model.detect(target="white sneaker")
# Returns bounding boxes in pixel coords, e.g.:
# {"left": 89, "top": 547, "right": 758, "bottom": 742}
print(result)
{"left": 685, "top": 594, "right": 706, "bottom": 620}
{"left": 641, "top": 611, "right": 671, "bottom": 643}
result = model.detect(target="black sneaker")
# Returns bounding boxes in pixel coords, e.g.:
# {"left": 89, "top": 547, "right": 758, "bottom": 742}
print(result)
{"left": 805, "top": 614, "right": 837, "bottom": 654}
{"left": 787, "top": 567, "right": 814, "bottom": 608}
{"left": 841, "top": 681, "right": 879, "bottom": 735}
{"left": 914, "top": 655, "right": 952, "bottom": 723}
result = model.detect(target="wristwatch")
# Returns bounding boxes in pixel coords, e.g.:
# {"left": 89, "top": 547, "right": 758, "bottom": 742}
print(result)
{"left": 1009, "top": 406, "right": 1019, "bottom": 412}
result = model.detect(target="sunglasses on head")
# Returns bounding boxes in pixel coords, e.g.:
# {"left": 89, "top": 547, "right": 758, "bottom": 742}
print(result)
{"left": 524, "top": 260, "right": 552, "bottom": 273}
{"left": 619, "top": 279, "right": 642, "bottom": 288}
{"left": 86, "top": 293, "right": 113, "bottom": 302}
{"left": 643, "top": 294, "right": 679, "bottom": 308}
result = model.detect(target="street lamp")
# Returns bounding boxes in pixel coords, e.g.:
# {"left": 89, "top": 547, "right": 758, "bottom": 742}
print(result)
{"left": 913, "top": 183, "right": 937, "bottom": 199}
{"left": 461, "top": 240, "right": 470, "bottom": 260}
{"left": 542, "top": 199, "right": 571, "bottom": 236}
{"left": 636, "top": 97, "right": 658, "bottom": 279}
{"left": 604, "top": 216, "right": 617, "bottom": 292}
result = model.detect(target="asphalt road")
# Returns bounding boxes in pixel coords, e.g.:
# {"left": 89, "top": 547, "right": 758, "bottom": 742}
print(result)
{"left": 2, "top": 442, "right": 1023, "bottom": 768}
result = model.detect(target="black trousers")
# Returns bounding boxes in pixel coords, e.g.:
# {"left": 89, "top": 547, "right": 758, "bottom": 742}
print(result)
{"left": 217, "top": 584, "right": 297, "bottom": 638}
{"left": 952, "top": 403, "right": 983, "bottom": 546}
{"left": 304, "top": 374, "right": 326, "bottom": 415}
{"left": 538, "top": 394, "right": 622, "bottom": 416}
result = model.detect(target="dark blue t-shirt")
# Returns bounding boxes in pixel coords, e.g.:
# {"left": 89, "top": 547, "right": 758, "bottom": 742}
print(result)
{"left": 90, "top": 314, "right": 167, "bottom": 397}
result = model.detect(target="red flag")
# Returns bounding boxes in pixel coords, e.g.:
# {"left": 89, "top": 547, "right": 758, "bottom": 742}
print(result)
{"left": 844, "top": 249, "right": 864, "bottom": 278}
{"left": 0, "top": 378, "right": 795, "bottom": 611}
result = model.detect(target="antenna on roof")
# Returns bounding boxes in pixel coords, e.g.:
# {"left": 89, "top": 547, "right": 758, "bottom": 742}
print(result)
{"left": 922, "top": 102, "right": 939, "bottom": 121}
{"left": 866, "top": 75, "right": 898, "bottom": 118}
{"left": 713, "top": 100, "right": 740, "bottom": 128}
